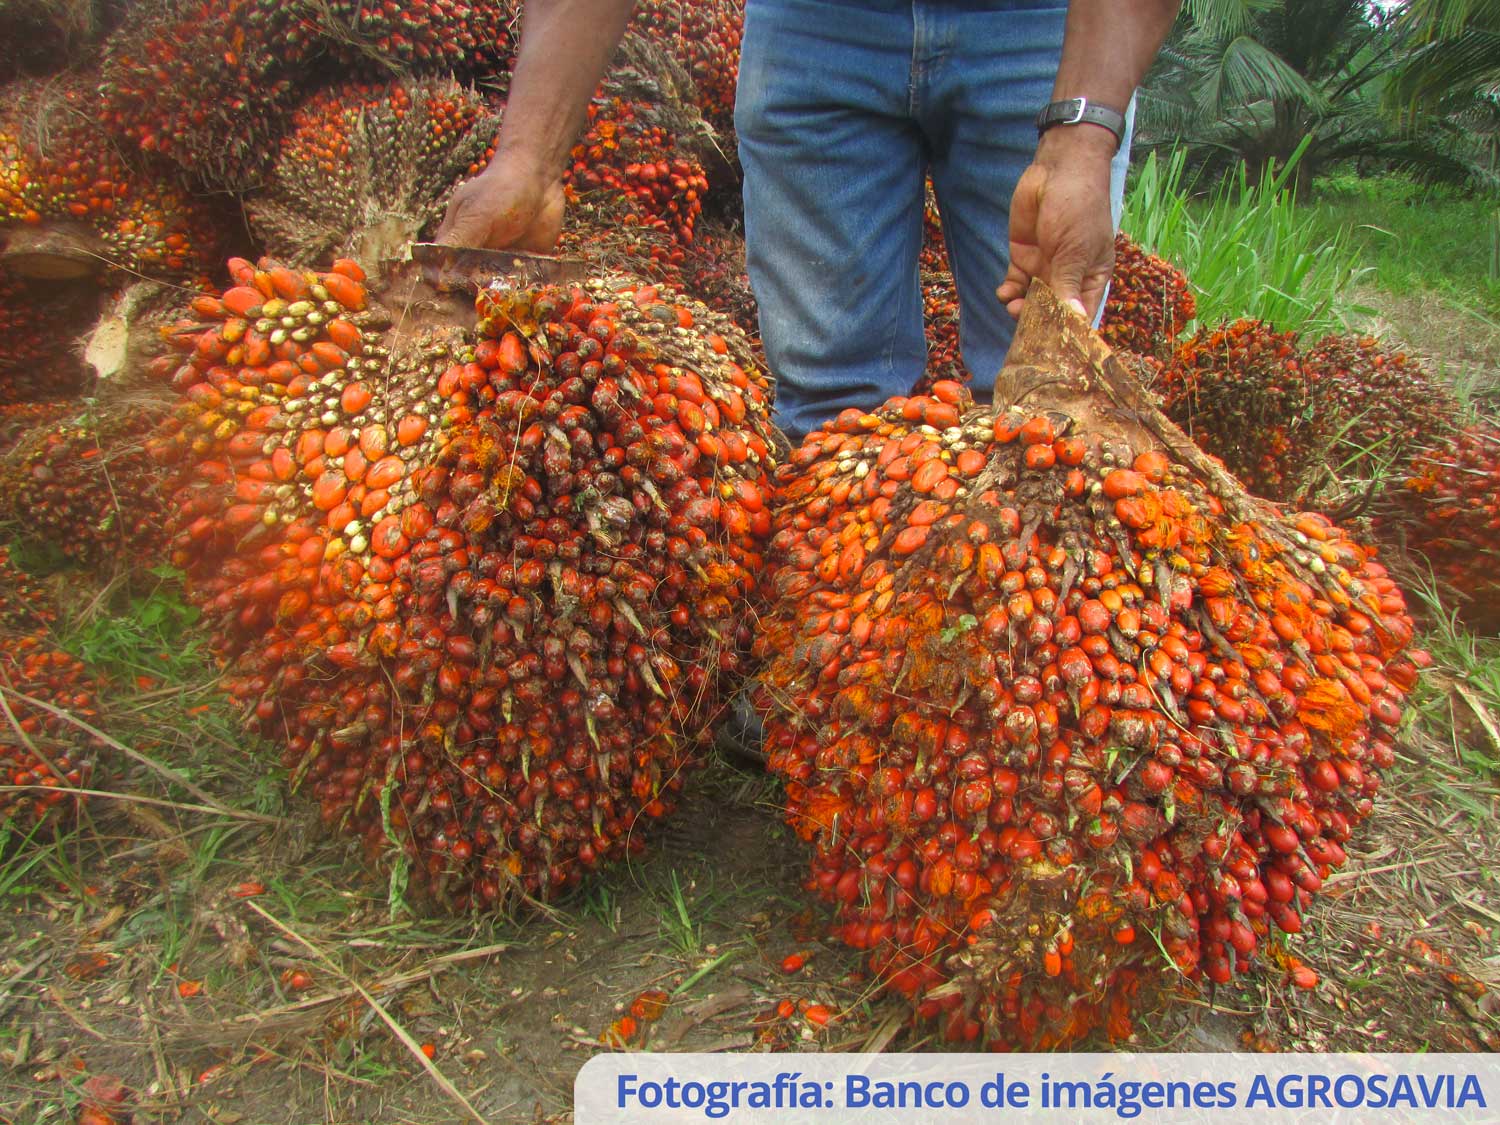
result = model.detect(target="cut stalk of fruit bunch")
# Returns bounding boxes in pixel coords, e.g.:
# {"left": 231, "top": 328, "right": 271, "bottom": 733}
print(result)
{"left": 147, "top": 254, "right": 779, "bottom": 907}
{"left": 757, "top": 281, "right": 1423, "bottom": 1048}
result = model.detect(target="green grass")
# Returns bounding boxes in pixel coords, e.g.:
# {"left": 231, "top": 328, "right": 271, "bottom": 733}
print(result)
{"left": 56, "top": 564, "right": 204, "bottom": 683}
{"left": 1304, "top": 171, "right": 1500, "bottom": 315}
{"left": 1121, "top": 144, "right": 1374, "bottom": 336}
{"left": 1410, "top": 573, "right": 1500, "bottom": 778}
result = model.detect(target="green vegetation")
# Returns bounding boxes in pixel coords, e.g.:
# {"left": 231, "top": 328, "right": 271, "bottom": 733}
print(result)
{"left": 1122, "top": 146, "right": 1372, "bottom": 334}
{"left": 1304, "top": 171, "right": 1500, "bottom": 313}
{"left": 1143, "top": 0, "right": 1496, "bottom": 190}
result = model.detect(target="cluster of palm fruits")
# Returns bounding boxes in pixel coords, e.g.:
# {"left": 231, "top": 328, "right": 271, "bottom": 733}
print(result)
{"left": 1387, "top": 420, "right": 1500, "bottom": 630}
{"left": 0, "top": 267, "right": 97, "bottom": 403}
{"left": 628, "top": 0, "right": 743, "bottom": 133}
{"left": 918, "top": 271, "right": 963, "bottom": 394}
{"left": 1158, "top": 319, "right": 1307, "bottom": 501}
{"left": 565, "top": 95, "right": 710, "bottom": 247}
{"left": 0, "top": 75, "right": 226, "bottom": 282}
{"left": 249, "top": 79, "right": 499, "bottom": 264}
{"left": 0, "top": 547, "right": 102, "bottom": 829}
{"left": 146, "top": 254, "right": 777, "bottom": 905}
{"left": 0, "top": 0, "right": 126, "bottom": 82}
{"left": 99, "top": 0, "right": 517, "bottom": 186}
{"left": 1101, "top": 233, "right": 1196, "bottom": 361}
{"left": 0, "top": 403, "right": 171, "bottom": 566}
{"left": 755, "top": 290, "right": 1421, "bottom": 1047}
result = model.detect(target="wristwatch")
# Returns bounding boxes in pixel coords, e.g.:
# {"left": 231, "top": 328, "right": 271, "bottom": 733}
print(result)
{"left": 1035, "top": 98, "right": 1126, "bottom": 149}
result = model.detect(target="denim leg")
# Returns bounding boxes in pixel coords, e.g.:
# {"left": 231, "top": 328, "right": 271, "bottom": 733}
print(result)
{"left": 919, "top": 3, "right": 1132, "bottom": 396}
{"left": 735, "top": 0, "right": 927, "bottom": 441}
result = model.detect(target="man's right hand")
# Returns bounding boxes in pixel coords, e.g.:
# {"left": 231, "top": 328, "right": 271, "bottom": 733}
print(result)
{"left": 435, "top": 159, "right": 566, "bottom": 251}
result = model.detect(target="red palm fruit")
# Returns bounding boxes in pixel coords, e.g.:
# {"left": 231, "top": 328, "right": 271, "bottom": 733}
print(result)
{"left": 0, "top": 0, "right": 127, "bottom": 82}
{"left": 0, "top": 403, "right": 172, "bottom": 568}
{"left": 0, "top": 74, "right": 227, "bottom": 283}
{"left": 0, "top": 545, "right": 57, "bottom": 632}
{"left": 148, "top": 255, "right": 779, "bottom": 908}
{"left": 910, "top": 269, "right": 965, "bottom": 396}
{"left": 249, "top": 80, "right": 500, "bottom": 264}
{"left": 628, "top": 0, "right": 743, "bottom": 133}
{"left": 0, "top": 268, "right": 98, "bottom": 404}
{"left": 1101, "top": 233, "right": 1196, "bottom": 360}
{"left": 757, "top": 283, "right": 1421, "bottom": 1050}
{"left": 99, "top": 0, "right": 519, "bottom": 187}
{"left": 563, "top": 92, "right": 712, "bottom": 248}
{"left": 1158, "top": 318, "right": 1308, "bottom": 500}
{"left": 0, "top": 625, "right": 105, "bottom": 831}
{"left": 1384, "top": 417, "right": 1500, "bottom": 631}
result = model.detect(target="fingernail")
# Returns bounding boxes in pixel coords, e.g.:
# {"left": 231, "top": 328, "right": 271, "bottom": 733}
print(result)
{"left": 1066, "top": 298, "right": 1086, "bottom": 317}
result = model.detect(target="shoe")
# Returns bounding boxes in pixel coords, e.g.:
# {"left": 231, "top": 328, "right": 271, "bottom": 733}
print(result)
{"left": 713, "top": 687, "right": 766, "bottom": 769}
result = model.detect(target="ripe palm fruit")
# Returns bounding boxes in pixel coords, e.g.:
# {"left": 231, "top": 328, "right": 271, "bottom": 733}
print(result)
{"left": 99, "top": 0, "right": 518, "bottom": 186}
{"left": 148, "top": 255, "right": 778, "bottom": 907}
{"left": 913, "top": 269, "right": 964, "bottom": 396}
{"left": 1159, "top": 318, "right": 1307, "bottom": 500}
{"left": 1295, "top": 333, "right": 1460, "bottom": 507}
{"left": 1387, "top": 419, "right": 1500, "bottom": 631}
{"left": 679, "top": 220, "right": 757, "bottom": 339}
{"left": 248, "top": 80, "right": 499, "bottom": 265}
{"left": 756, "top": 283, "right": 1421, "bottom": 1048}
{"left": 628, "top": 0, "right": 743, "bottom": 132}
{"left": 0, "top": 403, "right": 172, "bottom": 568}
{"left": 0, "top": 0, "right": 126, "bottom": 81}
{"left": 0, "top": 630, "right": 101, "bottom": 829}
{"left": 1101, "top": 233, "right": 1196, "bottom": 361}
{"left": 566, "top": 95, "right": 711, "bottom": 248}
{"left": 0, "top": 266, "right": 97, "bottom": 403}
{"left": 0, "top": 74, "right": 225, "bottom": 282}
{"left": 0, "top": 545, "right": 56, "bottom": 631}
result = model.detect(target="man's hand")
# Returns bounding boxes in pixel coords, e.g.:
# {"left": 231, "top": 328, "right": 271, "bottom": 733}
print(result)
{"left": 435, "top": 159, "right": 566, "bottom": 250}
{"left": 996, "top": 127, "right": 1116, "bottom": 322}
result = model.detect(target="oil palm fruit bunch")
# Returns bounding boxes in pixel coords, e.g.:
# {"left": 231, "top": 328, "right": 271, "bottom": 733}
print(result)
{"left": 920, "top": 186, "right": 949, "bottom": 274}
{"left": 1388, "top": 419, "right": 1500, "bottom": 631}
{"left": 0, "top": 402, "right": 172, "bottom": 568}
{"left": 0, "top": 400, "right": 75, "bottom": 455}
{"left": 0, "top": 544, "right": 55, "bottom": 631}
{"left": 1294, "top": 334, "right": 1460, "bottom": 508}
{"left": 0, "top": 74, "right": 224, "bottom": 283}
{"left": 913, "top": 269, "right": 964, "bottom": 396}
{"left": 1101, "top": 233, "right": 1196, "bottom": 361}
{"left": 1158, "top": 319, "right": 1307, "bottom": 501}
{"left": 755, "top": 284, "right": 1421, "bottom": 1048}
{"left": 627, "top": 0, "right": 742, "bottom": 133}
{"left": 0, "top": 0, "right": 127, "bottom": 81}
{"left": 0, "top": 266, "right": 98, "bottom": 403}
{"left": 248, "top": 79, "right": 499, "bottom": 265}
{"left": 680, "top": 220, "right": 756, "bottom": 339}
{"left": 98, "top": 0, "right": 517, "bottom": 186}
{"left": 299, "top": 0, "right": 518, "bottom": 78}
{"left": 0, "top": 548, "right": 101, "bottom": 829}
{"left": 0, "top": 630, "right": 102, "bottom": 829}
{"left": 147, "top": 254, "right": 778, "bottom": 907}
{"left": 565, "top": 95, "right": 710, "bottom": 248}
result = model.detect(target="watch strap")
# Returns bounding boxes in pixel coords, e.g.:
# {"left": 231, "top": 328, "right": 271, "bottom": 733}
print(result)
{"left": 1035, "top": 98, "right": 1126, "bottom": 147}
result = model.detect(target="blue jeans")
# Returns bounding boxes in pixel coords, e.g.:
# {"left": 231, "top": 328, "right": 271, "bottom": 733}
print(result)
{"left": 735, "top": 0, "right": 1133, "bottom": 440}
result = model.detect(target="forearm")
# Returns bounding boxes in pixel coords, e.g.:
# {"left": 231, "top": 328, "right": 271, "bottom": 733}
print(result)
{"left": 1043, "top": 0, "right": 1179, "bottom": 156}
{"left": 493, "top": 0, "right": 639, "bottom": 179}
